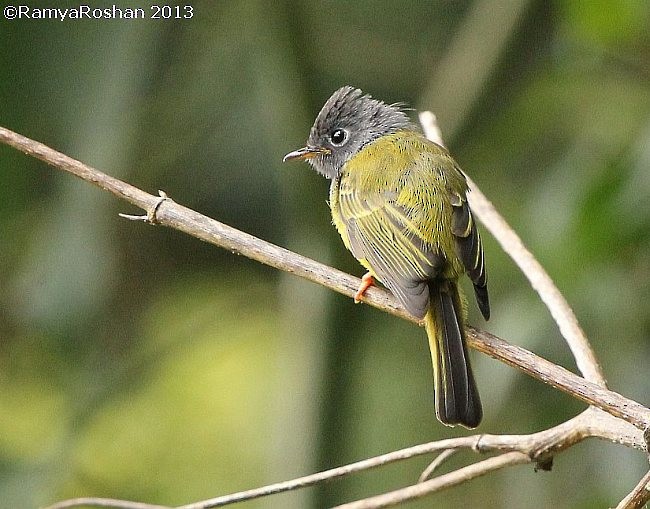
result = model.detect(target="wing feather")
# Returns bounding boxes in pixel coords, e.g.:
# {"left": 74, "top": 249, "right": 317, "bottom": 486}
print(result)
{"left": 332, "top": 133, "right": 488, "bottom": 321}
{"left": 451, "top": 195, "right": 490, "bottom": 320}
{"left": 338, "top": 179, "right": 442, "bottom": 319}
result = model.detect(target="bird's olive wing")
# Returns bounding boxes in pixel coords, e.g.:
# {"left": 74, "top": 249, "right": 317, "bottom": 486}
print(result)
{"left": 338, "top": 185, "right": 442, "bottom": 320}
{"left": 450, "top": 193, "right": 490, "bottom": 320}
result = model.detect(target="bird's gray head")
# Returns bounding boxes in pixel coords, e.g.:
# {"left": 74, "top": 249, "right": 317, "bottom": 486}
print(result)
{"left": 283, "top": 86, "right": 413, "bottom": 179}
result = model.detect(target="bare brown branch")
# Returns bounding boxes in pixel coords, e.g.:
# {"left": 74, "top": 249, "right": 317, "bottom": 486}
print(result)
{"left": 1, "top": 126, "right": 645, "bottom": 431}
{"left": 466, "top": 328, "right": 648, "bottom": 432}
{"left": 40, "top": 408, "right": 644, "bottom": 509}
{"left": 43, "top": 498, "right": 170, "bottom": 509}
{"left": 3, "top": 124, "right": 647, "bottom": 509}
{"left": 418, "top": 111, "right": 607, "bottom": 387}
{"left": 334, "top": 452, "right": 531, "bottom": 509}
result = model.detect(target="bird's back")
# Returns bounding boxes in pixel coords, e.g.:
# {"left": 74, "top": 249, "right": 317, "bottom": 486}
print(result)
{"left": 330, "top": 130, "right": 469, "bottom": 283}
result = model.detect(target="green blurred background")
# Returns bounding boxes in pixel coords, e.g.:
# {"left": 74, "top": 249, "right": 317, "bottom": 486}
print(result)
{"left": 1, "top": 1, "right": 649, "bottom": 508}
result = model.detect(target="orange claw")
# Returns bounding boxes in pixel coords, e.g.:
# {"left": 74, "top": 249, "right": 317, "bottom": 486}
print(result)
{"left": 354, "top": 272, "right": 375, "bottom": 303}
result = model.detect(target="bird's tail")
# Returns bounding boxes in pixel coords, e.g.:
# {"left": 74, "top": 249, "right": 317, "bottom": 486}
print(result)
{"left": 424, "top": 281, "right": 482, "bottom": 428}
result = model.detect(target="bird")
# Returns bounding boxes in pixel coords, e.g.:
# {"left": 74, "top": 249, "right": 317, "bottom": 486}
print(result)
{"left": 283, "top": 86, "right": 489, "bottom": 428}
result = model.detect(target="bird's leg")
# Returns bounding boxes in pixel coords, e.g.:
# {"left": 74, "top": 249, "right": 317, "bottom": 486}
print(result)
{"left": 354, "top": 272, "right": 375, "bottom": 303}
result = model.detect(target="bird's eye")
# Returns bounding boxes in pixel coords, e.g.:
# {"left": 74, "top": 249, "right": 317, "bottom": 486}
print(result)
{"left": 330, "top": 128, "right": 348, "bottom": 146}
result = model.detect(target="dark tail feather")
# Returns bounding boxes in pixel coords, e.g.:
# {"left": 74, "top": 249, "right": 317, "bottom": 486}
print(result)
{"left": 424, "top": 282, "right": 482, "bottom": 428}
{"left": 474, "top": 283, "right": 490, "bottom": 321}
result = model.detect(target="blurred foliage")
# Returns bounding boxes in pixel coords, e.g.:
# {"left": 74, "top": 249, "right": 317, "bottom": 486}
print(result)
{"left": 1, "top": 1, "right": 649, "bottom": 508}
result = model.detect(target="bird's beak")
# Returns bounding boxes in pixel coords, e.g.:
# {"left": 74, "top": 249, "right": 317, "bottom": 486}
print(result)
{"left": 283, "top": 146, "right": 330, "bottom": 162}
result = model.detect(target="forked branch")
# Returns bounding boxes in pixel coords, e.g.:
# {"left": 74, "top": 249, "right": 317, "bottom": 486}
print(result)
{"left": 0, "top": 124, "right": 647, "bottom": 509}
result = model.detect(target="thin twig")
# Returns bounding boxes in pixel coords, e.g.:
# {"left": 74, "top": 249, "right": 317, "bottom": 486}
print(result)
{"left": 41, "top": 408, "right": 645, "bottom": 509}
{"left": 333, "top": 452, "right": 531, "bottom": 509}
{"left": 39, "top": 436, "right": 499, "bottom": 509}
{"left": 418, "top": 449, "right": 458, "bottom": 483}
{"left": 43, "top": 498, "right": 170, "bottom": 509}
{"left": 176, "top": 437, "right": 483, "bottom": 509}
{"left": 419, "top": 111, "right": 607, "bottom": 387}
{"left": 41, "top": 407, "right": 641, "bottom": 509}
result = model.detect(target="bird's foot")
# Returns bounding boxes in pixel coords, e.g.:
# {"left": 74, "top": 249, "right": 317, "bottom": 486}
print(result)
{"left": 354, "top": 272, "right": 375, "bottom": 303}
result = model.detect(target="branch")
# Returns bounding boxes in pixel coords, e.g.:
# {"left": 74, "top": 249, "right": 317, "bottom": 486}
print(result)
{"left": 42, "top": 408, "right": 643, "bottom": 509}
{"left": 419, "top": 111, "right": 606, "bottom": 387}
{"left": 2, "top": 125, "right": 647, "bottom": 509}
{"left": 0, "top": 127, "right": 407, "bottom": 320}
{"left": 0, "top": 126, "right": 645, "bottom": 430}
{"left": 44, "top": 499, "right": 169, "bottom": 509}
{"left": 333, "top": 452, "right": 531, "bottom": 509}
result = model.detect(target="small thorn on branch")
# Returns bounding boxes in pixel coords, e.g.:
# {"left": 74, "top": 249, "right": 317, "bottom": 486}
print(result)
{"left": 119, "top": 190, "right": 171, "bottom": 224}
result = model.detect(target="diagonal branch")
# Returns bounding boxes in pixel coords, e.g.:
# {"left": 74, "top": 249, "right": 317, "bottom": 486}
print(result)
{"left": 418, "top": 111, "right": 606, "bottom": 387}
{"left": 0, "top": 126, "right": 647, "bottom": 432}
{"left": 333, "top": 452, "right": 531, "bottom": 509}
{"left": 464, "top": 173, "right": 605, "bottom": 385}
{"left": 42, "top": 407, "right": 644, "bottom": 509}
{"left": 2, "top": 125, "right": 648, "bottom": 509}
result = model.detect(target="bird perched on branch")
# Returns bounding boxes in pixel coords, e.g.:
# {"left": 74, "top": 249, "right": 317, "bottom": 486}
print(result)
{"left": 284, "top": 86, "right": 490, "bottom": 428}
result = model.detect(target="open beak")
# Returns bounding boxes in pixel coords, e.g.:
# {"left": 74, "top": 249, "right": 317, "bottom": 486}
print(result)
{"left": 283, "top": 146, "right": 330, "bottom": 162}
